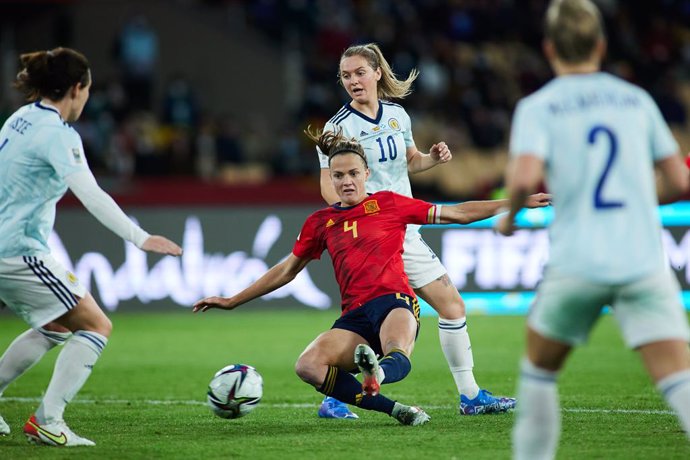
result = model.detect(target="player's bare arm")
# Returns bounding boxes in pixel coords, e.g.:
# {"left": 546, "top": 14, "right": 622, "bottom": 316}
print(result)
{"left": 406, "top": 142, "right": 452, "bottom": 174}
{"left": 656, "top": 152, "right": 689, "bottom": 204}
{"left": 496, "top": 154, "right": 545, "bottom": 236}
{"left": 440, "top": 192, "right": 550, "bottom": 226}
{"left": 193, "top": 254, "right": 311, "bottom": 312}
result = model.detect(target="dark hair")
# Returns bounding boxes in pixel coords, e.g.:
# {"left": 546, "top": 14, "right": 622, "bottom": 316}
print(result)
{"left": 14, "top": 47, "right": 90, "bottom": 102}
{"left": 544, "top": 0, "right": 604, "bottom": 63}
{"left": 304, "top": 126, "right": 368, "bottom": 168}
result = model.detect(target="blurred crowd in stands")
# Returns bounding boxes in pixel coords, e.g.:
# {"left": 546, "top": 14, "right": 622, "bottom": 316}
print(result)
{"left": 4, "top": 0, "right": 690, "bottom": 201}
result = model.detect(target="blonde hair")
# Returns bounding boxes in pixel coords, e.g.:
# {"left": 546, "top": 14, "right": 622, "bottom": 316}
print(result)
{"left": 304, "top": 126, "right": 368, "bottom": 167}
{"left": 339, "top": 43, "right": 418, "bottom": 100}
{"left": 545, "top": 0, "right": 604, "bottom": 63}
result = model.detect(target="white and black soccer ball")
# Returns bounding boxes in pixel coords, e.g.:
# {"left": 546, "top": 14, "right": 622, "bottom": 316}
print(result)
{"left": 206, "top": 364, "right": 263, "bottom": 419}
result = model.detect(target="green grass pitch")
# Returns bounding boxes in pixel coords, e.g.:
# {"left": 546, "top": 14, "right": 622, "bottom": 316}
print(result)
{"left": 0, "top": 309, "right": 689, "bottom": 459}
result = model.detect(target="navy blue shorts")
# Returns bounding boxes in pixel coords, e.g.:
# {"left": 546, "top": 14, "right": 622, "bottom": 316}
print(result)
{"left": 331, "top": 293, "right": 420, "bottom": 357}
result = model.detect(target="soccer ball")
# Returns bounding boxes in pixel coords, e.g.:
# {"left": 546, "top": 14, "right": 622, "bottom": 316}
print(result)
{"left": 206, "top": 364, "right": 263, "bottom": 419}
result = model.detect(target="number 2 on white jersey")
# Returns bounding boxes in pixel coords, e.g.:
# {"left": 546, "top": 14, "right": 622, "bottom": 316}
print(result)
{"left": 587, "top": 125, "right": 624, "bottom": 210}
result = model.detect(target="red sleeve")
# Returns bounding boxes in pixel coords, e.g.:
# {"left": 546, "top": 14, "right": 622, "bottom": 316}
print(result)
{"left": 292, "top": 213, "right": 325, "bottom": 260}
{"left": 389, "top": 192, "right": 440, "bottom": 225}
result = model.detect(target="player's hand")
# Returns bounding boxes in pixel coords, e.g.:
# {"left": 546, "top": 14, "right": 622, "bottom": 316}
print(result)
{"left": 141, "top": 236, "right": 183, "bottom": 256}
{"left": 525, "top": 193, "right": 552, "bottom": 208}
{"left": 495, "top": 214, "right": 516, "bottom": 237}
{"left": 429, "top": 142, "right": 452, "bottom": 164}
{"left": 193, "top": 296, "right": 238, "bottom": 313}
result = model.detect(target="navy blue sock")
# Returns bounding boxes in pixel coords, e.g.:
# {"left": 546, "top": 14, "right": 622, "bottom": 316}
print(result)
{"left": 379, "top": 348, "right": 411, "bottom": 384}
{"left": 319, "top": 366, "right": 395, "bottom": 415}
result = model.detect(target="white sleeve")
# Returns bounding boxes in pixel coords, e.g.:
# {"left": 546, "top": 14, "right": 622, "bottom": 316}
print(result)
{"left": 64, "top": 170, "right": 150, "bottom": 248}
{"left": 317, "top": 121, "right": 336, "bottom": 169}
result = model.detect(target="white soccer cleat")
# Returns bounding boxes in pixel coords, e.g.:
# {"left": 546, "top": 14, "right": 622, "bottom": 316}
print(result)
{"left": 392, "top": 403, "right": 431, "bottom": 426}
{"left": 23, "top": 415, "right": 95, "bottom": 447}
{"left": 354, "top": 344, "right": 384, "bottom": 396}
{"left": 0, "top": 414, "right": 9, "bottom": 435}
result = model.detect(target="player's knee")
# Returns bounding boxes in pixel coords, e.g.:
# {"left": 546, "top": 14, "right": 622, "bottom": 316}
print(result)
{"left": 89, "top": 315, "right": 112, "bottom": 338}
{"left": 99, "top": 316, "right": 113, "bottom": 337}
{"left": 294, "top": 355, "right": 321, "bottom": 386}
{"left": 435, "top": 298, "right": 466, "bottom": 320}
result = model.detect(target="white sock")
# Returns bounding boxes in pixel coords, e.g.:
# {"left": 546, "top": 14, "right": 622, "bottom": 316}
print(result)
{"left": 657, "top": 369, "right": 690, "bottom": 438}
{"left": 438, "top": 317, "right": 479, "bottom": 398}
{"left": 513, "top": 358, "right": 560, "bottom": 460}
{"left": 36, "top": 331, "right": 107, "bottom": 424}
{"left": 0, "top": 328, "right": 69, "bottom": 396}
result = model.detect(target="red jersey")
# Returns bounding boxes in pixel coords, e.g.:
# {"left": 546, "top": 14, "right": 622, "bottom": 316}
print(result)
{"left": 292, "top": 191, "right": 441, "bottom": 315}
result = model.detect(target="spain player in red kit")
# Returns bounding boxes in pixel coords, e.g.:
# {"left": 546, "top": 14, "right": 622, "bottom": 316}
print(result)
{"left": 294, "top": 190, "right": 439, "bottom": 315}
{"left": 194, "top": 129, "right": 550, "bottom": 425}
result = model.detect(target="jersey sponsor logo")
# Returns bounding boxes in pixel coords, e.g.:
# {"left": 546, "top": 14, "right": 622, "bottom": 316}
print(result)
{"left": 71, "top": 148, "right": 83, "bottom": 164}
{"left": 363, "top": 200, "right": 380, "bottom": 214}
{"left": 359, "top": 130, "right": 368, "bottom": 137}
{"left": 371, "top": 123, "right": 387, "bottom": 133}
{"left": 326, "top": 218, "right": 335, "bottom": 228}
{"left": 388, "top": 118, "right": 400, "bottom": 130}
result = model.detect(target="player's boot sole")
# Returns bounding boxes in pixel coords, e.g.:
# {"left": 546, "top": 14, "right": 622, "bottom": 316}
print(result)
{"left": 354, "top": 344, "right": 381, "bottom": 397}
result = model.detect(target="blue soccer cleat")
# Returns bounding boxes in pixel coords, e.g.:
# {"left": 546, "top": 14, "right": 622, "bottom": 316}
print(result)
{"left": 459, "top": 389, "right": 516, "bottom": 415}
{"left": 318, "top": 396, "right": 359, "bottom": 419}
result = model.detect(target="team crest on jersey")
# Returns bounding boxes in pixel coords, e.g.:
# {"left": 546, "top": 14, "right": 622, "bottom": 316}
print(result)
{"left": 66, "top": 271, "right": 78, "bottom": 286}
{"left": 326, "top": 218, "right": 335, "bottom": 228}
{"left": 388, "top": 118, "right": 400, "bottom": 130}
{"left": 363, "top": 200, "right": 380, "bottom": 214}
{"left": 71, "top": 148, "right": 83, "bottom": 164}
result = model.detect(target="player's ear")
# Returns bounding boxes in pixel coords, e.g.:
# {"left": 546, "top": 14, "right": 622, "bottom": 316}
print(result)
{"left": 595, "top": 38, "right": 607, "bottom": 62}
{"left": 542, "top": 39, "right": 556, "bottom": 63}
{"left": 69, "top": 83, "right": 80, "bottom": 100}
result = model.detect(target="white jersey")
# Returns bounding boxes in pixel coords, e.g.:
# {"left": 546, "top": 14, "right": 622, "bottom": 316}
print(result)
{"left": 510, "top": 72, "right": 678, "bottom": 283}
{"left": 318, "top": 101, "right": 415, "bottom": 198}
{"left": 0, "top": 102, "right": 90, "bottom": 257}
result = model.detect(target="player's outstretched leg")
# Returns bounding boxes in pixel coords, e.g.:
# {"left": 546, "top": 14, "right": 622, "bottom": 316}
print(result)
{"left": 23, "top": 414, "right": 94, "bottom": 447}
{"left": 318, "top": 396, "right": 359, "bottom": 419}
{"left": 354, "top": 344, "right": 384, "bottom": 397}
{"left": 391, "top": 403, "right": 431, "bottom": 426}
{"left": 318, "top": 347, "right": 410, "bottom": 419}
{"left": 0, "top": 414, "right": 9, "bottom": 435}
{"left": 316, "top": 365, "right": 428, "bottom": 426}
